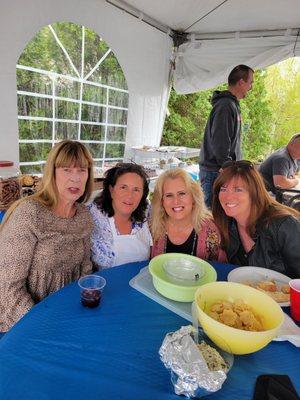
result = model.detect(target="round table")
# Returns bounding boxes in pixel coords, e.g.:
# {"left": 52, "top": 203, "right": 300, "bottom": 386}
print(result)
{"left": 0, "top": 261, "right": 299, "bottom": 400}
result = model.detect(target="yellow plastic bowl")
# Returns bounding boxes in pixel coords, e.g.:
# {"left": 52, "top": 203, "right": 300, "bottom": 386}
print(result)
{"left": 194, "top": 281, "right": 284, "bottom": 355}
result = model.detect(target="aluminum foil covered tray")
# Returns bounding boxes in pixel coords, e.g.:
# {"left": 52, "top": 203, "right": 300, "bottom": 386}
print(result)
{"left": 159, "top": 326, "right": 233, "bottom": 398}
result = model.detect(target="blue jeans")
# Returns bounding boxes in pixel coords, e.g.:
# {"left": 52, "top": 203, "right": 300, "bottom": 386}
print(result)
{"left": 199, "top": 168, "right": 219, "bottom": 209}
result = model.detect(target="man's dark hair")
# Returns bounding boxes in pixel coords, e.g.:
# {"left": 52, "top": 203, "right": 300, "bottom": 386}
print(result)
{"left": 289, "top": 133, "right": 300, "bottom": 144}
{"left": 94, "top": 162, "right": 149, "bottom": 222}
{"left": 228, "top": 65, "right": 254, "bottom": 86}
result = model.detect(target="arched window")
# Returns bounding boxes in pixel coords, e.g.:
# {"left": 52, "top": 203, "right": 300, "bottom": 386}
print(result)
{"left": 17, "top": 22, "right": 128, "bottom": 174}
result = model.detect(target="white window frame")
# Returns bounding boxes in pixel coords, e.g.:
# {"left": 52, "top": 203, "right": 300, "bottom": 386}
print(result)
{"left": 17, "top": 24, "right": 129, "bottom": 172}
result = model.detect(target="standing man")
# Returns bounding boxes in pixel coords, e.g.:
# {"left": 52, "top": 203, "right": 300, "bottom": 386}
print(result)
{"left": 259, "top": 133, "right": 300, "bottom": 194}
{"left": 199, "top": 65, "right": 254, "bottom": 208}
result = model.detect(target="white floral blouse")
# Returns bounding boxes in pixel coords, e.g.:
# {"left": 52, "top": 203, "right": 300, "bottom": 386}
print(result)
{"left": 88, "top": 203, "right": 152, "bottom": 269}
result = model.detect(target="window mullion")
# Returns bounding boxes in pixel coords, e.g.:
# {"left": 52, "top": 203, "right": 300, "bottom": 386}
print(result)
{"left": 48, "top": 25, "right": 80, "bottom": 78}
{"left": 78, "top": 26, "right": 85, "bottom": 141}
{"left": 52, "top": 76, "right": 56, "bottom": 147}
{"left": 102, "top": 87, "right": 110, "bottom": 170}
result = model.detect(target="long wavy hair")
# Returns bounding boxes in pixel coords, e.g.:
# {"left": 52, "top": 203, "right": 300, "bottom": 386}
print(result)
{"left": 150, "top": 168, "right": 211, "bottom": 242}
{"left": 94, "top": 162, "right": 149, "bottom": 222}
{"left": 1, "top": 140, "right": 94, "bottom": 229}
{"left": 212, "top": 163, "right": 300, "bottom": 248}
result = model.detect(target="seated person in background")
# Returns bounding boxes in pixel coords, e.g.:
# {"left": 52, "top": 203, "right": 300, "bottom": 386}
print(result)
{"left": 212, "top": 160, "right": 300, "bottom": 278}
{"left": 259, "top": 133, "right": 300, "bottom": 193}
{"left": 89, "top": 163, "right": 152, "bottom": 269}
{"left": 150, "top": 168, "right": 226, "bottom": 262}
{"left": 0, "top": 140, "right": 94, "bottom": 332}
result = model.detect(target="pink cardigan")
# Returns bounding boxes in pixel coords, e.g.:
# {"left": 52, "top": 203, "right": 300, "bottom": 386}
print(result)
{"left": 151, "top": 218, "right": 227, "bottom": 263}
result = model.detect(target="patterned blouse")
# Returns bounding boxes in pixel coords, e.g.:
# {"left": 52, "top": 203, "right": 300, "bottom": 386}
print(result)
{"left": 151, "top": 218, "right": 227, "bottom": 262}
{"left": 0, "top": 200, "right": 93, "bottom": 332}
{"left": 88, "top": 203, "right": 153, "bottom": 269}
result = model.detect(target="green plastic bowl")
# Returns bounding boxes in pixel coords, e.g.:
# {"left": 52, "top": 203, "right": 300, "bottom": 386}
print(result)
{"left": 149, "top": 253, "right": 217, "bottom": 302}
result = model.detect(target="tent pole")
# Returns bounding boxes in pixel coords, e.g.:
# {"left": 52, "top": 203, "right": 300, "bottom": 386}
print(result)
{"left": 105, "top": 0, "right": 171, "bottom": 35}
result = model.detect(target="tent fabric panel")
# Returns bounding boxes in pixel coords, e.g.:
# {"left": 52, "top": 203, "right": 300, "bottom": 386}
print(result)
{"left": 0, "top": 0, "right": 172, "bottom": 162}
{"left": 124, "top": 86, "right": 171, "bottom": 156}
{"left": 173, "top": 36, "right": 300, "bottom": 93}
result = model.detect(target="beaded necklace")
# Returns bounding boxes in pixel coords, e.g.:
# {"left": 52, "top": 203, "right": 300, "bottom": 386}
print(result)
{"left": 164, "top": 229, "right": 198, "bottom": 255}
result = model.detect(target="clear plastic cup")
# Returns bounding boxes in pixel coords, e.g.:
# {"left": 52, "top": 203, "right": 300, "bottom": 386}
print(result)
{"left": 78, "top": 275, "right": 106, "bottom": 308}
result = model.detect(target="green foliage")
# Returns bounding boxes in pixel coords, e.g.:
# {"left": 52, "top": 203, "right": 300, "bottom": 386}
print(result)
{"left": 161, "top": 88, "right": 220, "bottom": 148}
{"left": 240, "top": 70, "right": 273, "bottom": 161}
{"left": 18, "top": 25, "right": 74, "bottom": 75}
{"left": 162, "top": 71, "right": 273, "bottom": 161}
{"left": 265, "top": 59, "right": 300, "bottom": 148}
{"left": 19, "top": 143, "right": 52, "bottom": 163}
{"left": 18, "top": 120, "right": 52, "bottom": 140}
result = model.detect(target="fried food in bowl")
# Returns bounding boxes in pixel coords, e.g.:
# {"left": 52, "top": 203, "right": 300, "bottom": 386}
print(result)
{"left": 242, "top": 280, "right": 290, "bottom": 303}
{"left": 194, "top": 282, "right": 284, "bottom": 355}
{"left": 208, "top": 299, "right": 264, "bottom": 331}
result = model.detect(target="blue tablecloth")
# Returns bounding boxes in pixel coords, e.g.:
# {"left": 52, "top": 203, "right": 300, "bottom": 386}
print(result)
{"left": 0, "top": 210, "right": 5, "bottom": 223}
{"left": 0, "top": 261, "right": 299, "bottom": 400}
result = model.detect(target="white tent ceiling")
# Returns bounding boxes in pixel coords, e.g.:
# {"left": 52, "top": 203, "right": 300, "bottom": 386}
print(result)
{"left": 108, "top": 0, "right": 300, "bottom": 93}
{"left": 0, "top": 0, "right": 299, "bottom": 163}
{"left": 113, "top": 0, "right": 300, "bottom": 33}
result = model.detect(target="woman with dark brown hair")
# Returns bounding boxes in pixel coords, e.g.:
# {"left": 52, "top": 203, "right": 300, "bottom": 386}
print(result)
{"left": 89, "top": 162, "right": 152, "bottom": 269}
{"left": 212, "top": 160, "right": 300, "bottom": 278}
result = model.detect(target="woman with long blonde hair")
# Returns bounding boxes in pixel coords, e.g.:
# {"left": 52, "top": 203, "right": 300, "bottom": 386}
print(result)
{"left": 0, "top": 140, "right": 94, "bottom": 332}
{"left": 150, "top": 168, "right": 226, "bottom": 261}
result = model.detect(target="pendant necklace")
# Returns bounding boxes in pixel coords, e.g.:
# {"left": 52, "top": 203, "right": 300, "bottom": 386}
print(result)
{"left": 164, "top": 229, "right": 198, "bottom": 255}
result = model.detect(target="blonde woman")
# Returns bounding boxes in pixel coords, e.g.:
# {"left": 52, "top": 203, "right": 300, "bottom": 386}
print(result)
{"left": 0, "top": 140, "right": 94, "bottom": 332}
{"left": 150, "top": 168, "right": 226, "bottom": 262}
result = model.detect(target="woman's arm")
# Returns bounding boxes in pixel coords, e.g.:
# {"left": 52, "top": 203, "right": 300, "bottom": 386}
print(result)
{"left": 89, "top": 203, "right": 115, "bottom": 269}
{"left": 150, "top": 236, "right": 165, "bottom": 258}
{"left": 0, "top": 202, "right": 37, "bottom": 331}
{"left": 197, "top": 219, "right": 228, "bottom": 263}
{"left": 80, "top": 234, "right": 93, "bottom": 276}
{"left": 277, "top": 216, "right": 300, "bottom": 278}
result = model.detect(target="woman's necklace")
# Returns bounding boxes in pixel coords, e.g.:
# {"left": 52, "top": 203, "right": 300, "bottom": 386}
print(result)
{"left": 164, "top": 229, "right": 198, "bottom": 255}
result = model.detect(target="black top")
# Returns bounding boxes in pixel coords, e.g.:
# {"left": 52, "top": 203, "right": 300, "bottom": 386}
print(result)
{"left": 234, "top": 237, "right": 251, "bottom": 265}
{"left": 166, "top": 229, "right": 198, "bottom": 256}
{"left": 225, "top": 217, "right": 300, "bottom": 278}
{"left": 199, "top": 90, "right": 241, "bottom": 171}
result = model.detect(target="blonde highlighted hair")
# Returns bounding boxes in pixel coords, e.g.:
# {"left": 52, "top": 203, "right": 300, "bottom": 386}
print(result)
{"left": 150, "top": 168, "right": 211, "bottom": 242}
{"left": 1, "top": 140, "right": 94, "bottom": 229}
